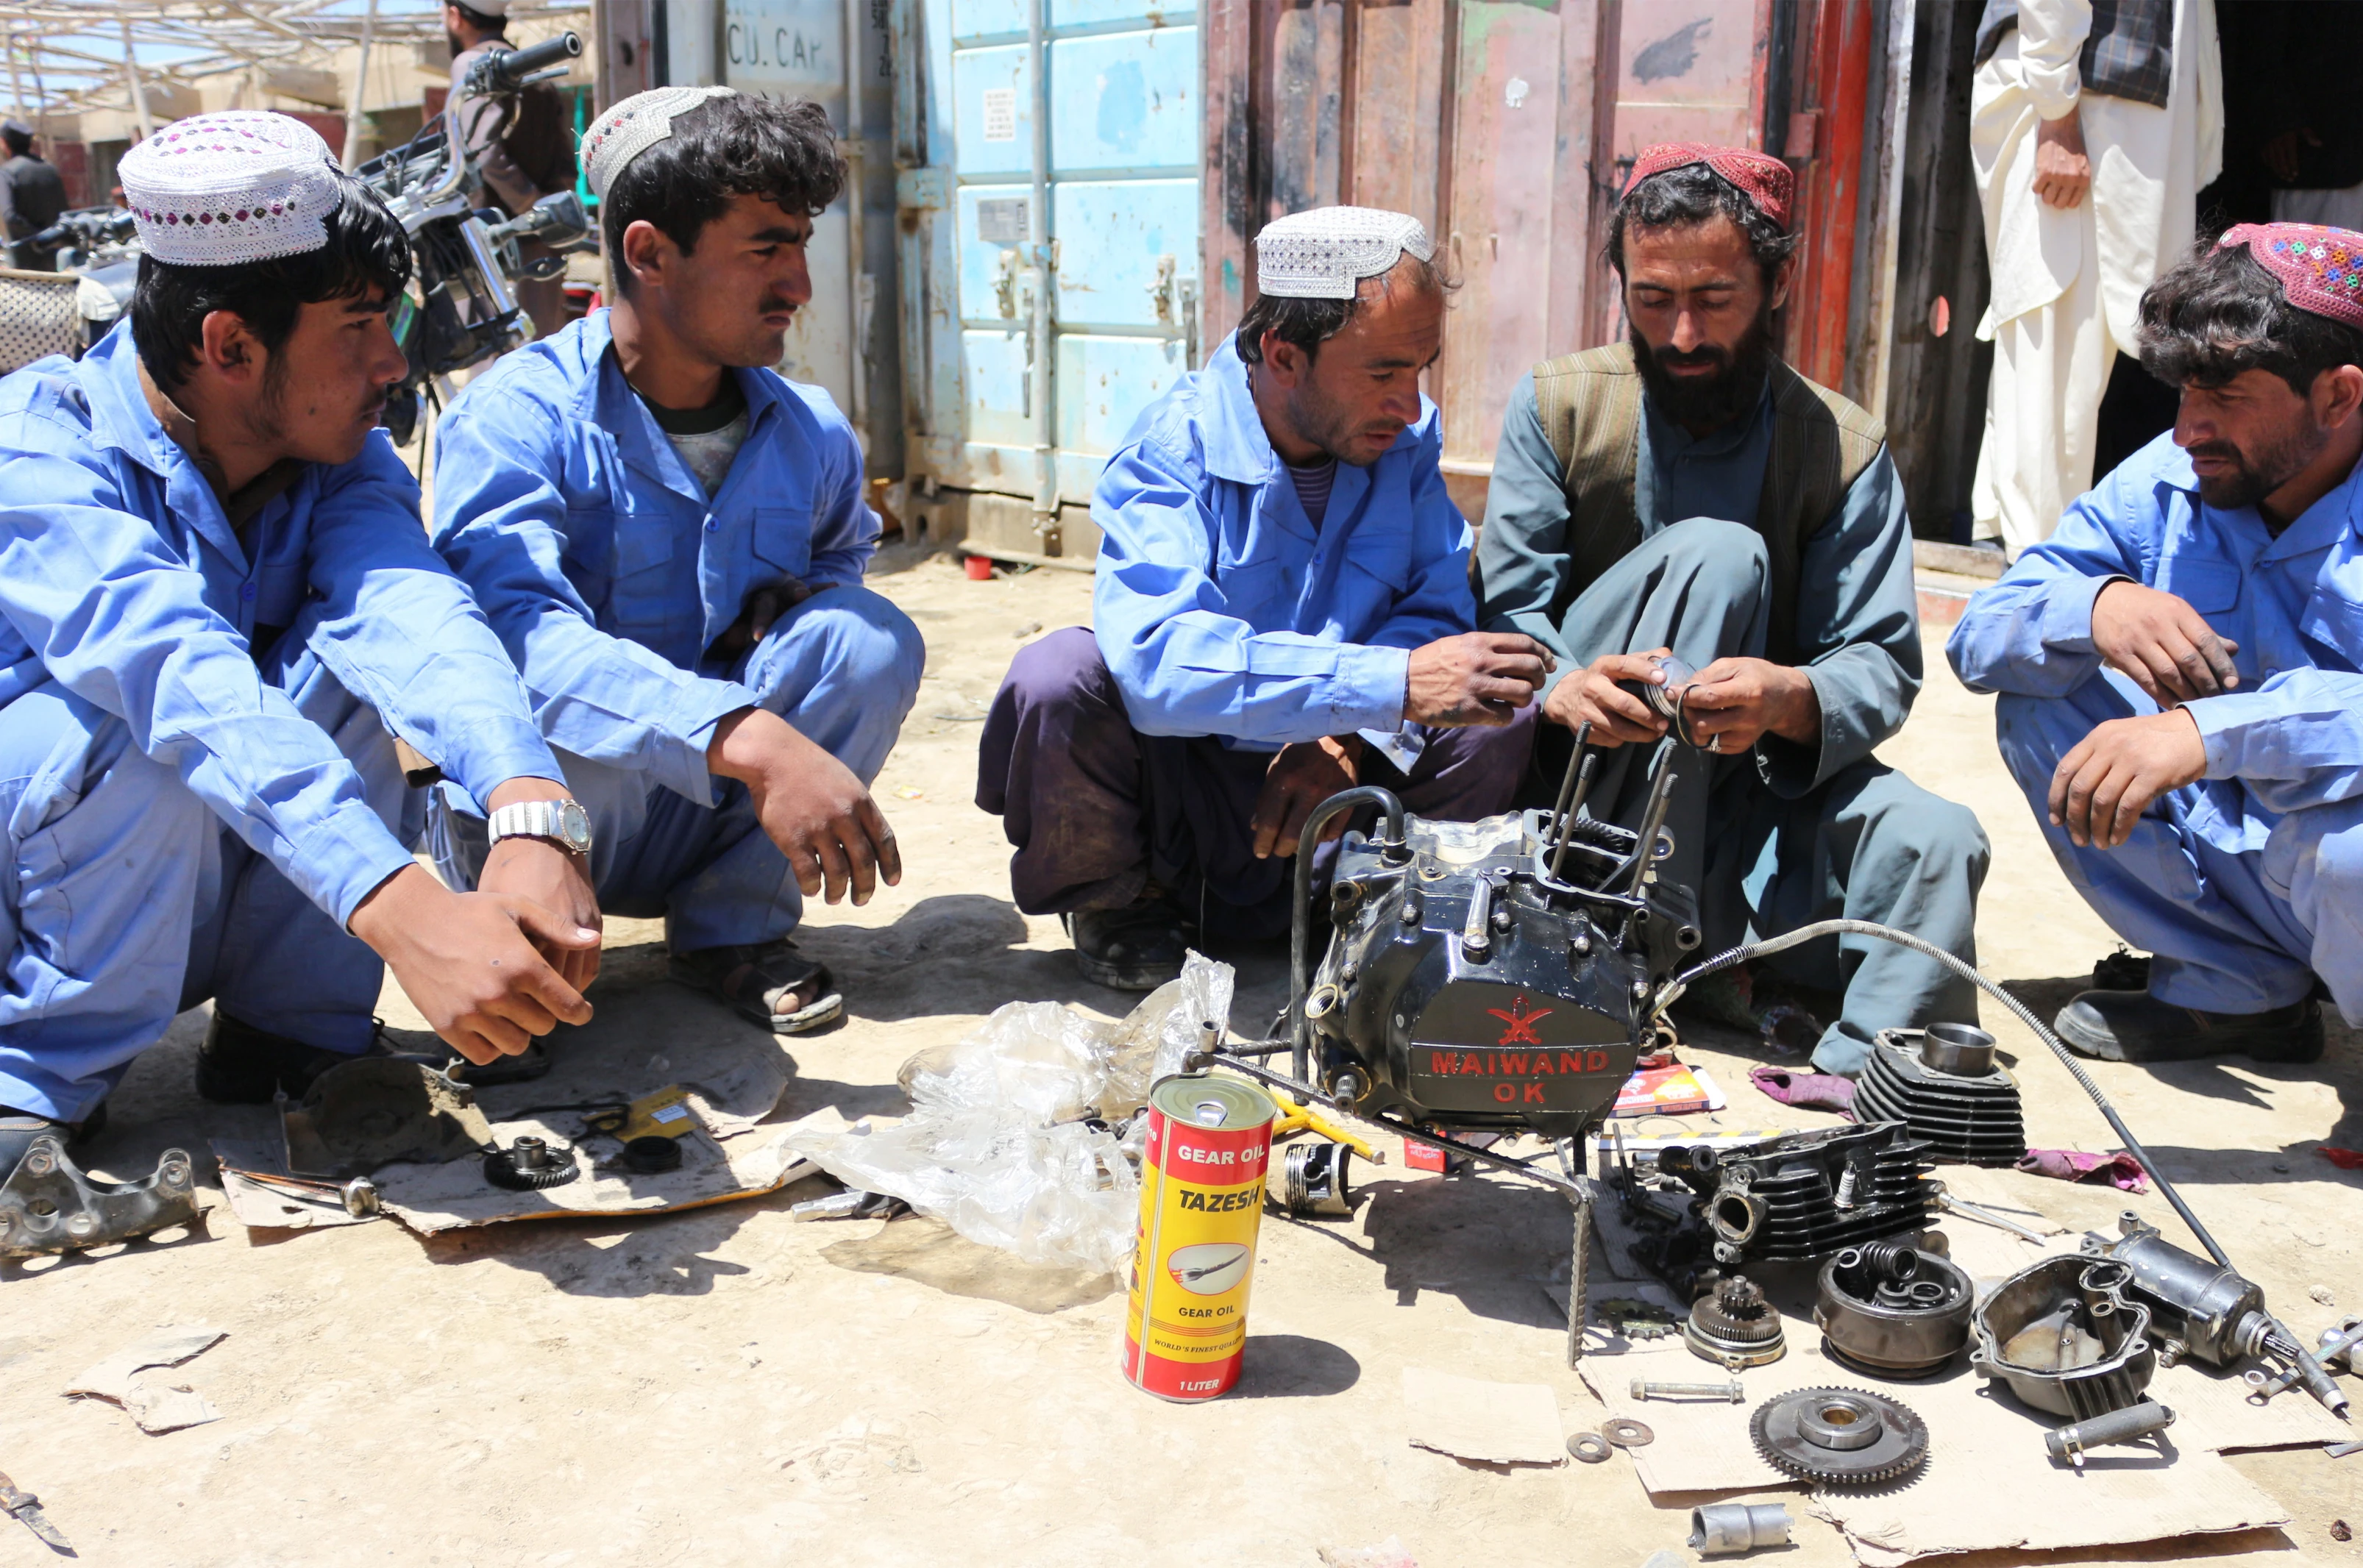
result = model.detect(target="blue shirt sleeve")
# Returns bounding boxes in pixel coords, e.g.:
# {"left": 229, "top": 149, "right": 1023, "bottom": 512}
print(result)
{"left": 298, "top": 432, "right": 564, "bottom": 810}
{"left": 800, "top": 397, "right": 880, "bottom": 590}
{"left": 1761, "top": 448, "right": 1924, "bottom": 797}
{"left": 0, "top": 405, "right": 414, "bottom": 926}
{"left": 430, "top": 388, "right": 757, "bottom": 806}
{"left": 2187, "top": 669, "right": 2363, "bottom": 811}
{"left": 1090, "top": 442, "right": 1414, "bottom": 746}
{"left": 1947, "top": 463, "right": 2146, "bottom": 697}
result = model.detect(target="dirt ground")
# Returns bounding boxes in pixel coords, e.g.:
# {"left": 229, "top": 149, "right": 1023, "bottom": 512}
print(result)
{"left": 2, "top": 546, "right": 2357, "bottom": 1568}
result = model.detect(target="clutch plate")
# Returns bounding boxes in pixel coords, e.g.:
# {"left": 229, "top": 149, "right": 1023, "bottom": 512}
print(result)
{"left": 1749, "top": 1386, "right": 1929, "bottom": 1486}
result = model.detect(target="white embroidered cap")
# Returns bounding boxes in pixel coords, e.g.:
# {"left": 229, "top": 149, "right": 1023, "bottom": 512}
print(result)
{"left": 579, "top": 85, "right": 733, "bottom": 202}
{"left": 120, "top": 111, "right": 343, "bottom": 267}
{"left": 1254, "top": 205, "right": 1435, "bottom": 299}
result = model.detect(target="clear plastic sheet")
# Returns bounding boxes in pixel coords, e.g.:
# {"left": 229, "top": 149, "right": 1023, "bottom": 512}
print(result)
{"left": 786, "top": 953, "right": 1236, "bottom": 1275}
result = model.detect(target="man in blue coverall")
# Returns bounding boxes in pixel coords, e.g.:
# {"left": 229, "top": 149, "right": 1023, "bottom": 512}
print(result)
{"left": 1952, "top": 222, "right": 2363, "bottom": 1066}
{"left": 0, "top": 113, "right": 600, "bottom": 1169}
{"left": 1477, "top": 143, "right": 1990, "bottom": 1076}
{"left": 978, "top": 207, "right": 1553, "bottom": 990}
{"left": 433, "top": 88, "right": 924, "bottom": 1034}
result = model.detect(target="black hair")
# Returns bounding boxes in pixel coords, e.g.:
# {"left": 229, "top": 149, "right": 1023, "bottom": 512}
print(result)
{"left": 2137, "top": 238, "right": 2363, "bottom": 397}
{"left": 1, "top": 126, "right": 30, "bottom": 158}
{"left": 131, "top": 170, "right": 411, "bottom": 392}
{"left": 1234, "top": 249, "right": 1457, "bottom": 366}
{"left": 603, "top": 94, "right": 845, "bottom": 292}
{"left": 1605, "top": 161, "right": 1798, "bottom": 285}
{"left": 448, "top": 1, "right": 506, "bottom": 34}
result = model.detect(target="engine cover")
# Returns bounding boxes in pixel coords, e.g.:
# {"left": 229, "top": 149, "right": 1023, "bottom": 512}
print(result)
{"left": 1303, "top": 808, "right": 1702, "bottom": 1141}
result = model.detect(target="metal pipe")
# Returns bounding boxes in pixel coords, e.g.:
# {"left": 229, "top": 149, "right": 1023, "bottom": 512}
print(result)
{"left": 1025, "top": 0, "right": 1056, "bottom": 541}
{"left": 341, "top": 0, "right": 378, "bottom": 168}
{"left": 1287, "top": 785, "right": 1407, "bottom": 1083}
{"left": 119, "top": 17, "right": 154, "bottom": 142}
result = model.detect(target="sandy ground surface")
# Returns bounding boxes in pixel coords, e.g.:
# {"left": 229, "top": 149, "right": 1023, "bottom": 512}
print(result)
{"left": 2, "top": 549, "right": 2358, "bottom": 1568}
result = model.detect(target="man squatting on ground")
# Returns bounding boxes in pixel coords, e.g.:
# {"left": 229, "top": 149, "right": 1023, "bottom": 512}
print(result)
{"left": 0, "top": 113, "right": 603, "bottom": 1170}
{"left": 979, "top": 207, "right": 1557, "bottom": 988}
{"left": 432, "top": 88, "right": 924, "bottom": 1034}
{"left": 1478, "top": 143, "right": 1991, "bottom": 1077}
{"left": 1952, "top": 222, "right": 2363, "bottom": 1068}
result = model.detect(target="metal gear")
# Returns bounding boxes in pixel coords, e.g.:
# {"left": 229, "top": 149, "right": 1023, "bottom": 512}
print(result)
{"left": 483, "top": 1135, "right": 580, "bottom": 1191}
{"left": 1749, "top": 1386, "right": 1930, "bottom": 1487}
{"left": 1685, "top": 1275, "right": 1788, "bottom": 1368}
{"left": 1593, "top": 1297, "right": 1682, "bottom": 1340}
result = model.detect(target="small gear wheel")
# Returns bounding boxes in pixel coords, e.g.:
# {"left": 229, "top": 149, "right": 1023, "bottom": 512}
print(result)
{"left": 1685, "top": 1275, "right": 1787, "bottom": 1368}
{"left": 1750, "top": 1386, "right": 1929, "bottom": 1487}
{"left": 483, "top": 1135, "right": 580, "bottom": 1191}
{"left": 1593, "top": 1297, "right": 1682, "bottom": 1340}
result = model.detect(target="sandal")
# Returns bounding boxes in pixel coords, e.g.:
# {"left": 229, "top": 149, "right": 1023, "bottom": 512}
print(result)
{"left": 669, "top": 938, "right": 845, "bottom": 1035}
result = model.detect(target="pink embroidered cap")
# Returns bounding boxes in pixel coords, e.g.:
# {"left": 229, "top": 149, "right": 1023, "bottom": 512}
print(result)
{"left": 2217, "top": 223, "right": 2363, "bottom": 329}
{"left": 119, "top": 111, "right": 343, "bottom": 267}
{"left": 1624, "top": 142, "right": 1796, "bottom": 232}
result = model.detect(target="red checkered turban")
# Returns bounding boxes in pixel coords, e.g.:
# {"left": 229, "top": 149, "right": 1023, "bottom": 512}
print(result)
{"left": 1623, "top": 143, "right": 1795, "bottom": 233}
{"left": 2217, "top": 223, "right": 2363, "bottom": 330}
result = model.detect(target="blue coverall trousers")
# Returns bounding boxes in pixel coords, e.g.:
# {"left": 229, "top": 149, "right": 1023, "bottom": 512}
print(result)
{"left": 1997, "top": 669, "right": 2363, "bottom": 1019}
{"left": 0, "top": 625, "right": 416, "bottom": 1122}
{"left": 1554, "top": 518, "right": 1991, "bottom": 1074}
{"left": 433, "top": 584, "right": 925, "bottom": 952}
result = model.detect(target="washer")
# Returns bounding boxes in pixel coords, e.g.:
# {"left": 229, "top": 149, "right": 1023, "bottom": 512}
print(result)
{"left": 1568, "top": 1432, "right": 1613, "bottom": 1464}
{"left": 1602, "top": 1416, "right": 1655, "bottom": 1448}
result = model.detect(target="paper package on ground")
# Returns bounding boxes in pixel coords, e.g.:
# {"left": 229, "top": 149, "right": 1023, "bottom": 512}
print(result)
{"left": 786, "top": 952, "right": 1234, "bottom": 1275}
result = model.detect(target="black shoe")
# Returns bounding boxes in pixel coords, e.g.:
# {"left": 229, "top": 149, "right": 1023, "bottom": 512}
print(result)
{"left": 0, "top": 1100, "right": 102, "bottom": 1177}
{"left": 194, "top": 1012, "right": 357, "bottom": 1105}
{"left": 2053, "top": 989, "right": 2325, "bottom": 1065}
{"left": 1068, "top": 898, "right": 1192, "bottom": 991}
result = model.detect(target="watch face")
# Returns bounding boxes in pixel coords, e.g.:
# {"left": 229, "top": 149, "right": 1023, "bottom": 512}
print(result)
{"left": 559, "top": 799, "right": 593, "bottom": 853}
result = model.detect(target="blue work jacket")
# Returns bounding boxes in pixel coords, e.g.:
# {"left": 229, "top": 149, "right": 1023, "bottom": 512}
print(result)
{"left": 1950, "top": 432, "right": 2363, "bottom": 847}
{"left": 1091, "top": 333, "right": 1477, "bottom": 750}
{"left": 430, "top": 309, "right": 879, "bottom": 806}
{"left": 0, "top": 324, "right": 560, "bottom": 925}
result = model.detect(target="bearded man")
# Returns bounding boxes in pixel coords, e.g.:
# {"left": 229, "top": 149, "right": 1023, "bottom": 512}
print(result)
{"left": 1477, "top": 144, "right": 1989, "bottom": 1076}
{"left": 1952, "top": 224, "right": 2363, "bottom": 1067}
{"left": 978, "top": 206, "right": 1552, "bottom": 990}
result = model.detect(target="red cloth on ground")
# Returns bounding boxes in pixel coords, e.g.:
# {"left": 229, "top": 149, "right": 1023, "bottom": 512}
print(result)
{"left": 1624, "top": 142, "right": 1796, "bottom": 231}
{"left": 2014, "top": 1148, "right": 2150, "bottom": 1193}
{"left": 1747, "top": 1065, "right": 1858, "bottom": 1115}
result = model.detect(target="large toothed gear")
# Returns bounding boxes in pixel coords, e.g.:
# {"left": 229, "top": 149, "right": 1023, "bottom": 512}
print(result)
{"left": 1749, "top": 1387, "right": 1930, "bottom": 1487}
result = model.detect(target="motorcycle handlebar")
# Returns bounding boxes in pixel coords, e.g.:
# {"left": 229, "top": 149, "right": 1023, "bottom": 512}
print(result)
{"left": 482, "top": 32, "right": 581, "bottom": 92}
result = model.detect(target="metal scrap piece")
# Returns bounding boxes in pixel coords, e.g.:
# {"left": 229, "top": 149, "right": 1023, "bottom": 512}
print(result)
{"left": 281, "top": 1058, "right": 493, "bottom": 1179}
{"left": 1593, "top": 1297, "right": 1682, "bottom": 1340}
{"left": 0, "top": 1469, "right": 71, "bottom": 1554}
{"left": 0, "top": 1136, "right": 199, "bottom": 1256}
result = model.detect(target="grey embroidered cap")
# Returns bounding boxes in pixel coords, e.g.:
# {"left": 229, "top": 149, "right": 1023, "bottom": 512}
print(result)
{"left": 1254, "top": 205, "right": 1435, "bottom": 299}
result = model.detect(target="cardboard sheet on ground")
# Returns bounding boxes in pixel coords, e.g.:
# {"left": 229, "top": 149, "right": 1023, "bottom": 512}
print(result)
{"left": 1402, "top": 1368, "right": 1566, "bottom": 1466}
{"left": 67, "top": 1325, "right": 227, "bottom": 1434}
{"left": 212, "top": 1028, "right": 811, "bottom": 1235}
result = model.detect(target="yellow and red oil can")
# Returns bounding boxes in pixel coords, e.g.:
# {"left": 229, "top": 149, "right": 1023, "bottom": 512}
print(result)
{"left": 1121, "top": 1073, "right": 1275, "bottom": 1401}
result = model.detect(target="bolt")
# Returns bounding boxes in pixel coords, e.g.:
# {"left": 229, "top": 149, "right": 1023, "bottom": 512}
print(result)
{"left": 1630, "top": 1378, "right": 1745, "bottom": 1403}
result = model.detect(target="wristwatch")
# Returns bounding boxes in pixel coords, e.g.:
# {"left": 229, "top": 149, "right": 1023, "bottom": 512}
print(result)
{"left": 486, "top": 797, "right": 594, "bottom": 855}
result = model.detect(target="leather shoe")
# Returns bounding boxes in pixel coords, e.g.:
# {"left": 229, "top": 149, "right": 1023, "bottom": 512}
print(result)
{"left": 193, "top": 1012, "right": 355, "bottom": 1105}
{"left": 0, "top": 1100, "right": 103, "bottom": 1177}
{"left": 1068, "top": 897, "right": 1193, "bottom": 991}
{"left": 2053, "top": 988, "right": 2324, "bottom": 1065}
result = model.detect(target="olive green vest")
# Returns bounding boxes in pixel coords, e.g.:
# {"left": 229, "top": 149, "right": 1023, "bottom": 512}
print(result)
{"left": 1529, "top": 341, "right": 1886, "bottom": 665}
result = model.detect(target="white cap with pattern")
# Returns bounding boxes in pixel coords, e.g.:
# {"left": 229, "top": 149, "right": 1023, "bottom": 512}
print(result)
{"left": 120, "top": 111, "right": 342, "bottom": 267}
{"left": 579, "top": 85, "right": 733, "bottom": 202}
{"left": 1254, "top": 205, "right": 1435, "bottom": 300}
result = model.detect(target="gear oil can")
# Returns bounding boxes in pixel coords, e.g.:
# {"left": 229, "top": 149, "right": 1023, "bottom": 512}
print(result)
{"left": 1122, "top": 1073, "right": 1274, "bottom": 1401}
